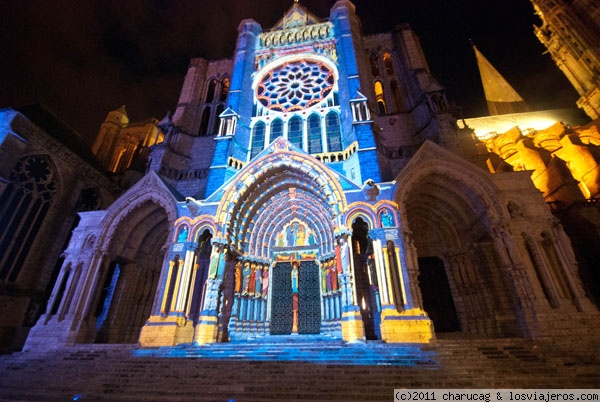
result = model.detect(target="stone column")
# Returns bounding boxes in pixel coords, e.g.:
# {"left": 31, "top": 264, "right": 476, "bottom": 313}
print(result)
{"left": 545, "top": 220, "right": 595, "bottom": 311}
{"left": 337, "top": 233, "right": 365, "bottom": 343}
{"left": 140, "top": 241, "right": 199, "bottom": 346}
{"left": 490, "top": 224, "right": 541, "bottom": 338}
{"left": 194, "top": 242, "right": 227, "bottom": 345}
{"left": 377, "top": 231, "right": 433, "bottom": 343}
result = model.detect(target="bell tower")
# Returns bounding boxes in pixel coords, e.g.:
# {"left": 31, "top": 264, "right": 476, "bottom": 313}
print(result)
{"left": 530, "top": 0, "right": 600, "bottom": 119}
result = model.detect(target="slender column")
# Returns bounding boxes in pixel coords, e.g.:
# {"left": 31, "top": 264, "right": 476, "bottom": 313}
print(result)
{"left": 548, "top": 221, "right": 594, "bottom": 311}
{"left": 59, "top": 266, "right": 82, "bottom": 321}
{"left": 372, "top": 240, "right": 389, "bottom": 305}
{"left": 491, "top": 225, "right": 538, "bottom": 309}
{"left": 175, "top": 249, "right": 196, "bottom": 312}
{"left": 185, "top": 253, "right": 199, "bottom": 316}
{"left": 338, "top": 233, "right": 365, "bottom": 342}
{"left": 45, "top": 265, "right": 70, "bottom": 320}
{"left": 393, "top": 243, "right": 412, "bottom": 309}
{"left": 382, "top": 244, "right": 396, "bottom": 307}
{"left": 402, "top": 230, "right": 424, "bottom": 309}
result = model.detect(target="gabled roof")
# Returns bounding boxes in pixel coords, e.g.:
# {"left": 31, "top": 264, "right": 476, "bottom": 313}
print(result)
{"left": 219, "top": 107, "right": 239, "bottom": 119}
{"left": 15, "top": 103, "right": 105, "bottom": 170}
{"left": 350, "top": 90, "right": 368, "bottom": 102}
{"left": 271, "top": 1, "right": 321, "bottom": 30}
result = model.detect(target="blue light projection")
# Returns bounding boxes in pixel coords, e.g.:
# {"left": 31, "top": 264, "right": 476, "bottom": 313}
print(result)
{"left": 257, "top": 59, "right": 334, "bottom": 112}
{"left": 133, "top": 336, "right": 438, "bottom": 367}
{"left": 96, "top": 264, "right": 120, "bottom": 330}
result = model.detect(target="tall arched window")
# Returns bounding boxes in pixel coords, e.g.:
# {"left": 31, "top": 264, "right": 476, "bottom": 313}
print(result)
{"left": 308, "top": 114, "right": 322, "bottom": 154}
{"left": 383, "top": 51, "right": 395, "bottom": 75}
{"left": 250, "top": 122, "right": 266, "bottom": 159}
{"left": 198, "top": 107, "right": 211, "bottom": 136}
{"left": 287, "top": 116, "right": 303, "bottom": 149}
{"left": 0, "top": 155, "right": 58, "bottom": 282}
{"left": 326, "top": 112, "right": 342, "bottom": 152}
{"left": 206, "top": 79, "right": 217, "bottom": 103}
{"left": 219, "top": 77, "right": 230, "bottom": 102}
{"left": 390, "top": 79, "right": 402, "bottom": 113}
{"left": 369, "top": 53, "right": 380, "bottom": 77}
{"left": 374, "top": 81, "right": 387, "bottom": 115}
{"left": 212, "top": 104, "right": 225, "bottom": 135}
{"left": 270, "top": 118, "right": 283, "bottom": 141}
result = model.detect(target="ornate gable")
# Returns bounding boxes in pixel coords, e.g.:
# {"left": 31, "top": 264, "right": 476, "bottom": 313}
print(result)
{"left": 272, "top": 2, "right": 320, "bottom": 30}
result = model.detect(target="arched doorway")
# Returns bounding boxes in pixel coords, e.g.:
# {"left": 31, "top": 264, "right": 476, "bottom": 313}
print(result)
{"left": 351, "top": 217, "right": 379, "bottom": 339}
{"left": 401, "top": 170, "right": 521, "bottom": 337}
{"left": 93, "top": 200, "right": 170, "bottom": 343}
{"left": 418, "top": 256, "right": 460, "bottom": 332}
{"left": 215, "top": 139, "right": 347, "bottom": 340}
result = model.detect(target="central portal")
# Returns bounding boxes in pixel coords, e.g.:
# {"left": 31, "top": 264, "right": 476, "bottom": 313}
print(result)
{"left": 270, "top": 261, "right": 321, "bottom": 335}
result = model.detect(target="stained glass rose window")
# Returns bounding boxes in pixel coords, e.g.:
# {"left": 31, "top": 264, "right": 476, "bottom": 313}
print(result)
{"left": 256, "top": 60, "right": 335, "bottom": 112}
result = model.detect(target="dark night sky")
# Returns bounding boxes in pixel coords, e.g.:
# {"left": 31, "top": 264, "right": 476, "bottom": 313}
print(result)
{"left": 0, "top": 0, "right": 580, "bottom": 145}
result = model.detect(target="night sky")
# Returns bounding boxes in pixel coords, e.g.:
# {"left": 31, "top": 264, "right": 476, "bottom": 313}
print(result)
{"left": 0, "top": 0, "right": 580, "bottom": 145}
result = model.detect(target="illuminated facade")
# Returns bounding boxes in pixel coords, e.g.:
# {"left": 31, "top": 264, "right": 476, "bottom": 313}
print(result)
{"left": 531, "top": 0, "right": 600, "bottom": 119}
{"left": 91, "top": 106, "right": 164, "bottom": 174}
{"left": 25, "top": 1, "right": 598, "bottom": 351}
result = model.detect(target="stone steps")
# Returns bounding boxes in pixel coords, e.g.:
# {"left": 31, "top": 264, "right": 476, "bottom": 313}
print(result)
{"left": 0, "top": 337, "right": 598, "bottom": 401}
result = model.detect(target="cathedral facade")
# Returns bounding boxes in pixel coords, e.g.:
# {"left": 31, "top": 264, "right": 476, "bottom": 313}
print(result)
{"left": 24, "top": 1, "right": 598, "bottom": 350}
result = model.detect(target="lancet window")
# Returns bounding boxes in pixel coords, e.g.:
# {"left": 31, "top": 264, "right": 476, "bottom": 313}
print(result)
{"left": 288, "top": 116, "right": 303, "bottom": 149}
{"left": 270, "top": 119, "right": 284, "bottom": 141}
{"left": 374, "top": 81, "right": 387, "bottom": 115}
{"left": 326, "top": 112, "right": 342, "bottom": 152}
{"left": 0, "top": 155, "right": 58, "bottom": 282}
{"left": 383, "top": 51, "right": 395, "bottom": 75}
{"left": 308, "top": 114, "right": 323, "bottom": 154}
{"left": 250, "top": 122, "right": 266, "bottom": 159}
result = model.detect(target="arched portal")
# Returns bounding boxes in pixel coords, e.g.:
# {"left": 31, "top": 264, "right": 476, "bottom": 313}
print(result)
{"left": 351, "top": 217, "right": 379, "bottom": 339}
{"left": 397, "top": 154, "right": 522, "bottom": 338}
{"left": 214, "top": 138, "right": 347, "bottom": 340}
{"left": 93, "top": 200, "right": 170, "bottom": 343}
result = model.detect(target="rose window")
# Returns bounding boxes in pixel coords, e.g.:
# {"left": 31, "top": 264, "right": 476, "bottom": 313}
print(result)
{"left": 256, "top": 60, "right": 335, "bottom": 112}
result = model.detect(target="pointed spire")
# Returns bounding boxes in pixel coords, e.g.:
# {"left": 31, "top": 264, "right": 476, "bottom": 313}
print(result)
{"left": 116, "top": 105, "right": 128, "bottom": 117}
{"left": 473, "top": 44, "right": 529, "bottom": 115}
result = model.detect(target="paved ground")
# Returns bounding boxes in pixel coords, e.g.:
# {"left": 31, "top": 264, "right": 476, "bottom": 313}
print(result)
{"left": 0, "top": 335, "right": 598, "bottom": 401}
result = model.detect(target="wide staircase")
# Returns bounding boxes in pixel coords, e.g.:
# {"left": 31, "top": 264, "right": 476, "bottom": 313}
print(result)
{"left": 0, "top": 335, "right": 598, "bottom": 401}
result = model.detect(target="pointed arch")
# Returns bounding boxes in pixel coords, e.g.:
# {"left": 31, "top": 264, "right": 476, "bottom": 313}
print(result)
{"left": 325, "top": 112, "right": 342, "bottom": 152}
{"left": 394, "top": 141, "right": 522, "bottom": 337}
{"left": 219, "top": 76, "right": 230, "bottom": 102}
{"left": 369, "top": 53, "right": 380, "bottom": 77}
{"left": 250, "top": 121, "right": 266, "bottom": 160}
{"left": 383, "top": 51, "right": 395, "bottom": 75}
{"left": 390, "top": 79, "right": 403, "bottom": 112}
{"left": 206, "top": 79, "right": 217, "bottom": 103}
{"left": 87, "top": 173, "right": 177, "bottom": 343}
{"left": 270, "top": 118, "right": 284, "bottom": 142}
{"left": 374, "top": 81, "right": 387, "bottom": 115}
{"left": 198, "top": 107, "right": 211, "bottom": 136}
{"left": 287, "top": 115, "right": 303, "bottom": 149}
{"left": 0, "top": 154, "right": 59, "bottom": 282}
{"left": 307, "top": 113, "right": 323, "bottom": 154}
{"left": 216, "top": 139, "right": 347, "bottom": 256}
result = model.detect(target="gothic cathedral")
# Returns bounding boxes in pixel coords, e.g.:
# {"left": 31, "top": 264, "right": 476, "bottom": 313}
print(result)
{"left": 24, "top": 1, "right": 598, "bottom": 350}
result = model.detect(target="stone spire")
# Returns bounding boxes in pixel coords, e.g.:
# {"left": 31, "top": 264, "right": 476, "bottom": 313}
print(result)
{"left": 473, "top": 44, "right": 529, "bottom": 116}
